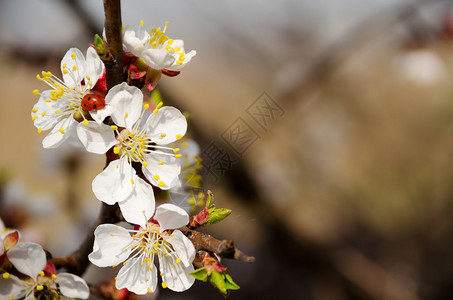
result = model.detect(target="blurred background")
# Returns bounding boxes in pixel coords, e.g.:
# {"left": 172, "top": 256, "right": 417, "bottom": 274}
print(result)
{"left": 2, "top": 0, "right": 453, "bottom": 299}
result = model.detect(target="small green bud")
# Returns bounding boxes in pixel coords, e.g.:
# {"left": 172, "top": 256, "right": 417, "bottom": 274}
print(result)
{"left": 207, "top": 208, "right": 232, "bottom": 225}
{"left": 190, "top": 267, "right": 208, "bottom": 281}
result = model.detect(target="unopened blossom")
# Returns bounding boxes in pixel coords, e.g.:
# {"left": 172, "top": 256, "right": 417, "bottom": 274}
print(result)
{"left": 89, "top": 203, "right": 196, "bottom": 295}
{"left": 31, "top": 47, "right": 106, "bottom": 149}
{"left": 0, "top": 242, "right": 89, "bottom": 299}
{"left": 169, "top": 139, "right": 205, "bottom": 213}
{"left": 122, "top": 21, "right": 196, "bottom": 71}
{"left": 78, "top": 82, "right": 187, "bottom": 227}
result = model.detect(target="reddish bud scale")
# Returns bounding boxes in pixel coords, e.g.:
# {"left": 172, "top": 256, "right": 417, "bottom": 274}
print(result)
{"left": 3, "top": 231, "right": 19, "bottom": 251}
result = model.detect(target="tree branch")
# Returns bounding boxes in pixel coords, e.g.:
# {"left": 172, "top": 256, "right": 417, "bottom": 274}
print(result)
{"left": 103, "top": 0, "right": 123, "bottom": 89}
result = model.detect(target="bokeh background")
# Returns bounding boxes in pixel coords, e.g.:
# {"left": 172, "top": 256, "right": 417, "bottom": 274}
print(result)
{"left": 2, "top": 0, "right": 453, "bottom": 299}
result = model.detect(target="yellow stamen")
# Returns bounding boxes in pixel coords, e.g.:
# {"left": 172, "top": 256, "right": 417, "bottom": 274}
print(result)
{"left": 59, "top": 128, "right": 65, "bottom": 134}
{"left": 33, "top": 89, "right": 39, "bottom": 95}
{"left": 83, "top": 119, "right": 88, "bottom": 126}
{"left": 176, "top": 134, "right": 182, "bottom": 140}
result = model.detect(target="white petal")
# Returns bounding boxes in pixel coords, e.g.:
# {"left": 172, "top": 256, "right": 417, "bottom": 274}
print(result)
{"left": 88, "top": 224, "right": 133, "bottom": 267}
{"left": 145, "top": 106, "right": 187, "bottom": 145}
{"left": 0, "top": 273, "right": 27, "bottom": 299}
{"left": 154, "top": 203, "right": 189, "bottom": 232}
{"left": 141, "top": 48, "right": 175, "bottom": 70}
{"left": 167, "top": 50, "right": 197, "bottom": 72}
{"left": 158, "top": 251, "right": 195, "bottom": 292}
{"left": 106, "top": 82, "right": 143, "bottom": 130}
{"left": 7, "top": 242, "right": 46, "bottom": 279}
{"left": 89, "top": 105, "right": 113, "bottom": 125}
{"left": 61, "top": 48, "right": 85, "bottom": 88}
{"left": 123, "top": 26, "right": 149, "bottom": 54}
{"left": 77, "top": 121, "right": 117, "bottom": 154}
{"left": 83, "top": 47, "right": 103, "bottom": 90}
{"left": 167, "top": 230, "right": 196, "bottom": 267}
{"left": 92, "top": 156, "right": 135, "bottom": 205}
{"left": 116, "top": 257, "right": 149, "bottom": 295}
{"left": 32, "top": 90, "right": 65, "bottom": 131}
{"left": 142, "top": 154, "right": 181, "bottom": 190}
{"left": 118, "top": 176, "right": 155, "bottom": 228}
{"left": 42, "top": 116, "right": 76, "bottom": 148}
{"left": 56, "top": 273, "right": 89, "bottom": 299}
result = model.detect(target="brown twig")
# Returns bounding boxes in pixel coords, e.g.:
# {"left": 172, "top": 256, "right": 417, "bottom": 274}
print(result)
{"left": 180, "top": 227, "right": 255, "bottom": 263}
{"left": 103, "top": 0, "right": 123, "bottom": 89}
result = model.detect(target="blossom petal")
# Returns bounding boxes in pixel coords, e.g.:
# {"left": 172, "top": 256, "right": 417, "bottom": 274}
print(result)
{"left": 141, "top": 48, "right": 175, "bottom": 70}
{"left": 56, "top": 273, "right": 89, "bottom": 299}
{"left": 105, "top": 82, "right": 143, "bottom": 130}
{"left": 89, "top": 105, "right": 113, "bottom": 125}
{"left": 7, "top": 242, "right": 46, "bottom": 279}
{"left": 167, "top": 230, "right": 196, "bottom": 267}
{"left": 77, "top": 121, "right": 117, "bottom": 154}
{"left": 118, "top": 177, "right": 155, "bottom": 228}
{"left": 116, "top": 257, "right": 149, "bottom": 295}
{"left": 145, "top": 106, "right": 187, "bottom": 145}
{"left": 154, "top": 203, "right": 189, "bottom": 232}
{"left": 32, "top": 90, "right": 65, "bottom": 131}
{"left": 167, "top": 50, "right": 197, "bottom": 72}
{"left": 92, "top": 156, "right": 135, "bottom": 205}
{"left": 158, "top": 250, "right": 195, "bottom": 292}
{"left": 61, "top": 48, "right": 85, "bottom": 89}
{"left": 88, "top": 224, "right": 133, "bottom": 267}
{"left": 0, "top": 273, "right": 27, "bottom": 299}
{"left": 123, "top": 26, "right": 149, "bottom": 54}
{"left": 142, "top": 153, "right": 181, "bottom": 190}
{"left": 42, "top": 116, "right": 76, "bottom": 148}
{"left": 83, "top": 47, "right": 103, "bottom": 90}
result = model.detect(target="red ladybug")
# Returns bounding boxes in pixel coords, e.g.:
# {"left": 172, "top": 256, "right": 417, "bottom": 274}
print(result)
{"left": 81, "top": 93, "right": 106, "bottom": 110}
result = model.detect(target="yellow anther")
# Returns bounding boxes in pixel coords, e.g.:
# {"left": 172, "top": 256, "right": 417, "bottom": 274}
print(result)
{"left": 141, "top": 20, "right": 145, "bottom": 26}
{"left": 168, "top": 39, "right": 173, "bottom": 45}
{"left": 153, "top": 108, "right": 159, "bottom": 114}
{"left": 110, "top": 234, "right": 114, "bottom": 237}
{"left": 41, "top": 111, "right": 47, "bottom": 117}
{"left": 63, "top": 69, "right": 68, "bottom": 74}
{"left": 83, "top": 119, "right": 88, "bottom": 126}
{"left": 52, "top": 274, "right": 57, "bottom": 279}
{"left": 131, "top": 148, "right": 136, "bottom": 153}
{"left": 171, "top": 265, "right": 175, "bottom": 268}
{"left": 176, "top": 61, "right": 183, "bottom": 65}
{"left": 141, "top": 262, "right": 144, "bottom": 266}
{"left": 123, "top": 262, "right": 127, "bottom": 265}
{"left": 158, "top": 181, "right": 165, "bottom": 187}
{"left": 71, "top": 53, "right": 76, "bottom": 59}
{"left": 38, "top": 128, "right": 42, "bottom": 134}
{"left": 32, "top": 116, "right": 38, "bottom": 121}
{"left": 125, "top": 112, "right": 129, "bottom": 118}
{"left": 39, "top": 271, "right": 45, "bottom": 277}
{"left": 73, "top": 65, "right": 77, "bottom": 71}
{"left": 32, "top": 108, "right": 38, "bottom": 113}
{"left": 112, "top": 264, "right": 116, "bottom": 268}
{"left": 33, "top": 89, "right": 39, "bottom": 95}
{"left": 157, "top": 102, "right": 163, "bottom": 109}
{"left": 142, "top": 161, "right": 148, "bottom": 167}
{"left": 45, "top": 99, "right": 51, "bottom": 103}
{"left": 175, "top": 154, "right": 182, "bottom": 158}
{"left": 176, "top": 134, "right": 182, "bottom": 140}
{"left": 59, "top": 128, "right": 65, "bottom": 134}
{"left": 131, "top": 179, "right": 135, "bottom": 184}
{"left": 158, "top": 161, "right": 164, "bottom": 165}
{"left": 37, "top": 285, "right": 44, "bottom": 291}
{"left": 111, "top": 125, "right": 118, "bottom": 130}
{"left": 115, "top": 226, "right": 118, "bottom": 230}
{"left": 148, "top": 287, "right": 153, "bottom": 293}
{"left": 165, "top": 46, "right": 171, "bottom": 52}
{"left": 161, "top": 133, "right": 166, "bottom": 137}
{"left": 115, "top": 277, "right": 119, "bottom": 280}
{"left": 162, "top": 282, "right": 168, "bottom": 289}
{"left": 143, "top": 103, "right": 150, "bottom": 110}
{"left": 113, "top": 147, "right": 120, "bottom": 154}
{"left": 69, "top": 102, "right": 74, "bottom": 107}
{"left": 37, "top": 74, "right": 42, "bottom": 80}
{"left": 176, "top": 258, "right": 181, "bottom": 264}
{"left": 173, "top": 148, "right": 180, "bottom": 153}
{"left": 3, "top": 273, "right": 10, "bottom": 279}
{"left": 154, "top": 174, "right": 160, "bottom": 180}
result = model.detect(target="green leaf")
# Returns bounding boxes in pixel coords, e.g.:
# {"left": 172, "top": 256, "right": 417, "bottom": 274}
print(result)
{"left": 190, "top": 267, "right": 208, "bottom": 282}
{"left": 210, "top": 270, "right": 227, "bottom": 295}
{"left": 224, "top": 273, "right": 240, "bottom": 290}
{"left": 208, "top": 208, "right": 232, "bottom": 224}
{"left": 206, "top": 190, "right": 214, "bottom": 208}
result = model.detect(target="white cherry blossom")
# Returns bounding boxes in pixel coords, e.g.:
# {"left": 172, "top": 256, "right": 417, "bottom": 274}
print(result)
{"left": 0, "top": 242, "right": 89, "bottom": 299}
{"left": 31, "top": 47, "right": 105, "bottom": 149}
{"left": 78, "top": 82, "right": 187, "bottom": 227}
{"left": 122, "top": 21, "right": 196, "bottom": 71}
{"left": 89, "top": 203, "right": 196, "bottom": 295}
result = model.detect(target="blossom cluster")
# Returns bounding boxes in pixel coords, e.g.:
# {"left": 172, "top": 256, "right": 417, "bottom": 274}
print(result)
{"left": 26, "top": 21, "right": 204, "bottom": 296}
